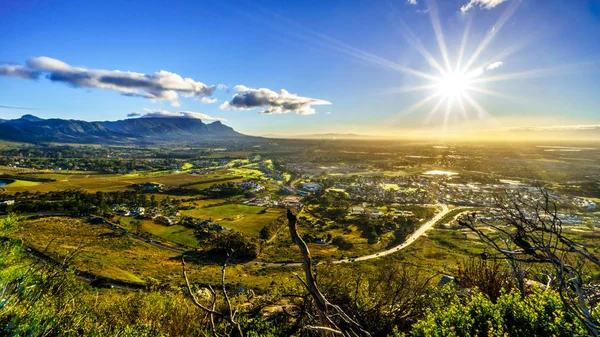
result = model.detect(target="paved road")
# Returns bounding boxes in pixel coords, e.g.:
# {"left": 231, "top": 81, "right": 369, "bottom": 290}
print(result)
{"left": 251, "top": 204, "right": 454, "bottom": 268}
{"left": 92, "top": 206, "right": 456, "bottom": 268}
{"left": 23, "top": 205, "right": 456, "bottom": 271}
{"left": 15, "top": 205, "right": 459, "bottom": 291}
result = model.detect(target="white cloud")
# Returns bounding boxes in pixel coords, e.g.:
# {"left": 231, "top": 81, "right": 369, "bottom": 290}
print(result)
{"left": 220, "top": 85, "right": 331, "bottom": 115}
{"left": 0, "top": 64, "right": 40, "bottom": 79}
{"left": 486, "top": 61, "right": 504, "bottom": 70}
{"left": 0, "top": 56, "right": 216, "bottom": 105}
{"left": 170, "top": 100, "right": 181, "bottom": 107}
{"left": 461, "top": 0, "right": 509, "bottom": 13}
{"left": 217, "top": 84, "right": 228, "bottom": 90}
{"left": 201, "top": 97, "right": 218, "bottom": 104}
{"left": 139, "top": 109, "right": 227, "bottom": 122}
{"left": 407, "top": 0, "right": 417, "bottom": 5}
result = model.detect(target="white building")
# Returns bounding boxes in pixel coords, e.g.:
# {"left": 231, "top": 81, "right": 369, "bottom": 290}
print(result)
{"left": 302, "top": 182, "right": 323, "bottom": 192}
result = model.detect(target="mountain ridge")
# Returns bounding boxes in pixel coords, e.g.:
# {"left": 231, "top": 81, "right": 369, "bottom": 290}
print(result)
{"left": 0, "top": 115, "right": 250, "bottom": 144}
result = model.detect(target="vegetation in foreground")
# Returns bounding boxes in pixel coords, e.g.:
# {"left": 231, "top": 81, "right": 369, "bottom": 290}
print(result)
{"left": 2, "top": 204, "right": 599, "bottom": 337}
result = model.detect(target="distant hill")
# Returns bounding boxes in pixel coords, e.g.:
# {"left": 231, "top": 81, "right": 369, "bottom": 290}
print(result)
{"left": 99, "top": 118, "right": 243, "bottom": 142}
{"left": 266, "top": 133, "right": 383, "bottom": 140}
{"left": 0, "top": 115, "right": 250, "bottom": 144}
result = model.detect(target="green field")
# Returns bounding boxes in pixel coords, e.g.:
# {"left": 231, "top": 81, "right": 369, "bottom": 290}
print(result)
{"left": 180, "top": 204, "right": 285, "bottom": 236}
{"left": 0, "top": 169, "right": 243, "bottom": 193}
{"left": 12, "top": 216, "right": 300, "bottom": 289}
{"left": 14, "top": 216, "right": 182, "bottom": 284}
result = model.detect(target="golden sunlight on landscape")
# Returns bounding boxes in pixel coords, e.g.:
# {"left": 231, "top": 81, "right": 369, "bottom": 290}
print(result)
{"left": 1, "top": 0, "right": 599, "bottom": 336}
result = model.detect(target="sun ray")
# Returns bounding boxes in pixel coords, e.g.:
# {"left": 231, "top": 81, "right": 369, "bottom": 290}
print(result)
{"left": 466, "top": 86, "right": 515, "bottom": 101}
{"left": 471, "top": 35, "right": 535, "bottom": 73}
{"left": 426, "top": 0, "right": 452, "bottom": 72}
{"left": 390, "top": 18, "right": 447, "bottom": 75}
{"left": 381, "top": 84, "right": 440, "bottom": 95}
{"left": 470, "top": 62, "right": 596, "bottom": 85}
{"left": 455, "top": 15, "right": 473, "bottom": 72}
{"left": 249, "top": 4, "right": 441, "bottom": 81}
{"left": 456, "top": 94, "right": 468, "bottom": 121}
{"left": 424, "top": 96, "right": 447, "bottom": 125}
{"left": 461, "top": 0, "right": 521, "bottom": 73}
{"left": 462, "top": 92, "right": 490, "bottom": 120}
{"left": 397, "top": 92, "right": 442, "bottom": 119}
{"left": 442, "top": 96, "right": 452, "bottom": 131}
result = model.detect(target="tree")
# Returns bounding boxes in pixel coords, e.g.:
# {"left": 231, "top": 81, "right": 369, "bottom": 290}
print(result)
{"left": 331, "top": 236, "right": 353, "bottom": 250}
{"left": 459, "top": 188, "right": 600, "bottom": 336}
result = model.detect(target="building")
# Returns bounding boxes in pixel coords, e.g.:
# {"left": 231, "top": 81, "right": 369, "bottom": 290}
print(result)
{"left": 351, "top": 206, "right": 365, "bottom": 215}
{"left": 368, "top": 209, "right": 383, "bottom": 217}
{"left": 302, "top": 182, "right": 323, "bottom": 193}
{"left": 0, "top": 200, "right": 15, "bottom": 206}
{"left": 155, "top": 215, "right": 176, "bottom": 226}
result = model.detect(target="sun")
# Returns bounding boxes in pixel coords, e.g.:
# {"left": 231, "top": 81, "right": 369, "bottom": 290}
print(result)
{"left": 381, "top": 0, "right": 529, "bottom": 128}
{"left": 436, "top": 71, "right": 470, "bottom": 100}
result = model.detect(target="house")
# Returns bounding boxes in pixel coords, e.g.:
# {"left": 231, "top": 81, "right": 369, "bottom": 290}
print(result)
{"left": 133, "top": 207, "right": 145, "bottom": 215}
{"left": 279, "top": 186, "right": 296, "bottom": 195}
{"left": 238, "top": 181, "right": 264, "bottom": 193}
{"left": 351, "top": 206, "right": 365, "bottom": 215}
{"left": 155, "top": 215, "right": 176, "bottom": 226}
{"left": 368, "top": 209, "right": 383, "bottom": 217}
{"left": 395, "top": 210, "right": 414, "bottom": 217}
{"left": 210, "top": 224, "right": 229, "bottom": 232}
{"left": 302, "top": 182, "right": 323, "bottom": 193}
{"left": 139, "top": 183, "right": 163, "bottom": 192}
{"left": 313, "top": 238, "right": 328, "bottom": 245}
{"left": 0, "top": 200, "right": 15, "bottom": 206}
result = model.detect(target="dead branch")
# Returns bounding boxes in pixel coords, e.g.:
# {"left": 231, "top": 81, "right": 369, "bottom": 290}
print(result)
{"left": 181, "top": 256, "right": 243, "bottom": 337}
{"left": 459, "top": 188, "right": 600, "bottom": 336}
{"left": 287, "top": 209, "right": 371, "bottom": 337}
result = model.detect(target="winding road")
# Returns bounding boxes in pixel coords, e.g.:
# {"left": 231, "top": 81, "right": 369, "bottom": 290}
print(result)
{"left": 24, "top": 204, "right": 456, "bottom": 272}
{"left": 17, "top": 204, "right": 458, "bottom": 291}
{"left": 91, "top": 205, "right": 456, "bottom": 267}
{"left": 251, "top": 204, "right": 453, "bottom": 267}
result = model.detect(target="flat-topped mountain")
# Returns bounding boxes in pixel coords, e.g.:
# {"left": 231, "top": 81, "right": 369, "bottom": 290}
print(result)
{"left": 0, "top": 115, "right": 249, "bottom": 144}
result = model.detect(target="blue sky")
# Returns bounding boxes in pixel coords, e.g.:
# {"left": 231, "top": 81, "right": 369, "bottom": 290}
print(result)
{"left": 1, "top": 0, "right": 599, "bottom": 136}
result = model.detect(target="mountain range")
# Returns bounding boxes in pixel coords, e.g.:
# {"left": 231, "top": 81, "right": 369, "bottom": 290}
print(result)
{"left": 0, "top": 115, "right": 248, "bottom": 144}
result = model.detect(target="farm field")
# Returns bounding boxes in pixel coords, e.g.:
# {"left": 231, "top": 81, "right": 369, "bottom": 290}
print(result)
{"left": 0, "top": 169, "right": 244, "bottom": 193}
{"left": 13, "top": 216, "right": 182, "bottom": 284}
{"left": 11, "top": 216, "right": 301, "bottom": 289}
{"left": 180, "top": 204, "right": 285, "bottom": 236}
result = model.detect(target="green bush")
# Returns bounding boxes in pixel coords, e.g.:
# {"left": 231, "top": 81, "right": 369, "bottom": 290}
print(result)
{"left": 406, "top": 286, "right": 587, "bottom": 337}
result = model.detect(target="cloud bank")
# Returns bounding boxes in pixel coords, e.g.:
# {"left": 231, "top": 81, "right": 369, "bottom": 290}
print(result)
{"left": 1, "top": 57, "right": 332, "bottom": 118}
{"left": 505, "top": 125, "right": 600, "bottom": 132}
{"left": 220, "top": 85, "right": 331, "bottom": 115}
{"left": 137, "top": 108, "right": 227, "bottom": 122}
{"left": 461, "top": 0, "right": 509, "bottom": 13}
{"left": 0, "top": 57, "right": 216, "bottom": 105}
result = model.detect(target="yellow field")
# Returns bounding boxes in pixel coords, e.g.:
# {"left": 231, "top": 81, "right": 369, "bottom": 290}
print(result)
{"left": 1, "top": 170, "right": 242, "bottom": 193}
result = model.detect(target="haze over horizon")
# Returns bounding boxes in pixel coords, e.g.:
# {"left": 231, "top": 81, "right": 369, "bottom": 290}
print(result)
{"left": 1, "top": 0, "right": 600, "bottom": 138}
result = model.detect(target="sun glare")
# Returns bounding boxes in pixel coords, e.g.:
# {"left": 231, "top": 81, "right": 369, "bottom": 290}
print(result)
{"left": 436, "top": 71, "right": 469, "bottom": 99}
{"left": 387, "top": 0, "right": 528, "bottom": 129}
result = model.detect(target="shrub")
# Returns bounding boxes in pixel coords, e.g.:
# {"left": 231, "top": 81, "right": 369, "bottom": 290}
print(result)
{"left": 408, "top": 287, "right": 587, "bottom": 337}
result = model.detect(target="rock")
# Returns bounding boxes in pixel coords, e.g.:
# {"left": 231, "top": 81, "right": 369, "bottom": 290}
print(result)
{"left": 438, "top": 275, "right": 458, "bottom": 288}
